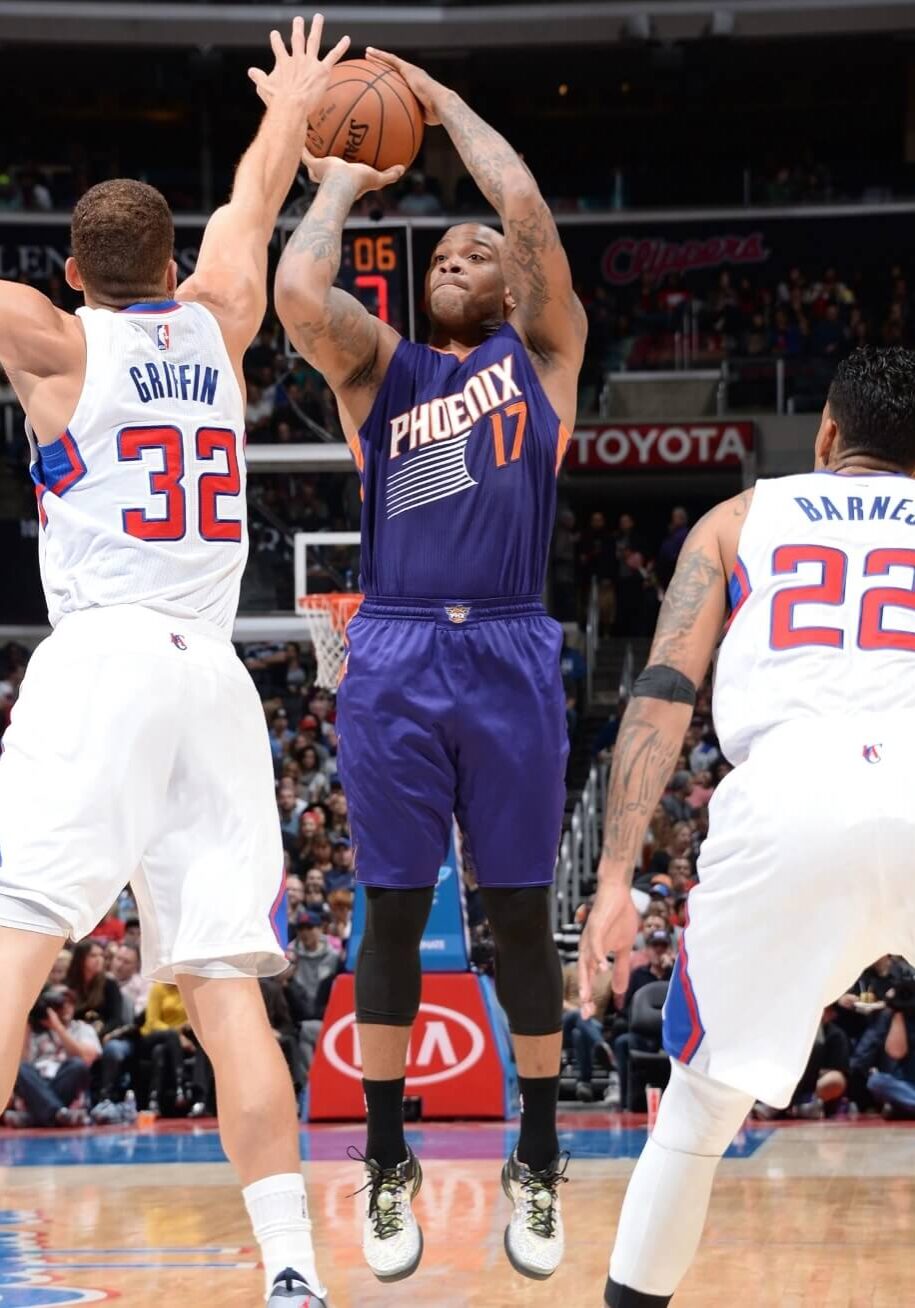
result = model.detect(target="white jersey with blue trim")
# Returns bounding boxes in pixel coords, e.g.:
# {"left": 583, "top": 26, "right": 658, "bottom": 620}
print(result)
{"left": 714, "top": 470, "right": 915, "bottom": 765}
{"left": 27, "top": 298, "right": 247, "bottom": 636}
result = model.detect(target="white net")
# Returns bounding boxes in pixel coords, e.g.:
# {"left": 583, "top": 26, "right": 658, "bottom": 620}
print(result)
{"left": 299, "top": 593, "right": 363, "bottom": 690}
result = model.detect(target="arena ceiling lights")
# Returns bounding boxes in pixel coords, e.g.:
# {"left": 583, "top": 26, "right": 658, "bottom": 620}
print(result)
{"left": 3, "top": 0, "right": 915, "bottom": 49}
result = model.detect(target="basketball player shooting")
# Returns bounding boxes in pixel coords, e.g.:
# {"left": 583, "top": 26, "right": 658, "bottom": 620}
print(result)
{"left": 578, "top": 346, "right": 915, "bottom": 1307}
{"left": 0, "top": 17, "right": 349, "bottom": 1308}
{"left": 272, "top": 50, "right": 587, "bottom": 1284}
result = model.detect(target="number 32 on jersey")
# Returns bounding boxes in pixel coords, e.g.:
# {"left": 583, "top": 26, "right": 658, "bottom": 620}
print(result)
{"left": 116, "top": 423, "right": 242, "bottom": 543}
{"left": 769, "top": 545, "right": 915, "bottom": 652}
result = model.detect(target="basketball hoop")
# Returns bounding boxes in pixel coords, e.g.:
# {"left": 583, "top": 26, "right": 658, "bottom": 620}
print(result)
{"left": 298, "top": 592, "right": 364, "bottom": 689}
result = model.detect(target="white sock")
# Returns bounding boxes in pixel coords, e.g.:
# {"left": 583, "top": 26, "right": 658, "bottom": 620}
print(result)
{"left": 242, "top": 1172, "right": 325, "bottom": 1300}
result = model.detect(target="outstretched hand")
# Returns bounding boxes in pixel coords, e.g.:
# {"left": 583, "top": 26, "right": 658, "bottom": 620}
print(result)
{"left": 248, "top": 14, "right": 351, "bottom": 116}
{"left": 300, "top": 146, "right": 404, "bottom": 199}
{"left": 577, "top": 880, "right": 640, "bottom": 1019}
{"left": 365, "top": 47, "right": 448, "bottom": 125}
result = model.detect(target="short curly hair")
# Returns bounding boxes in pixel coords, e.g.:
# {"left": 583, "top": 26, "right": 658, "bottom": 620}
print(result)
{"left": 828, "top": 346, "right": 915, "bottom": 469}
{"left": 71, "top": 178, "right": 174, "bottom": 304}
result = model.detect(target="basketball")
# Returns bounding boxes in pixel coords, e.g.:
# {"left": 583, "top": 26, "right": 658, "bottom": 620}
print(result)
{"left": 306, "top": 59, "right": 425, "bottom": 173}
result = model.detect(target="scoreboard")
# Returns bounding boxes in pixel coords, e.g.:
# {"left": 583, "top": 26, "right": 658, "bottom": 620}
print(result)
{"left": 336, "top": 226, "right": 412, "bottom": 338}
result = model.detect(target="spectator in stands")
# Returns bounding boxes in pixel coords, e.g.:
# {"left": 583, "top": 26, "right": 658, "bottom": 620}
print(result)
{"left": 325, "top": 838, "right": 355, "bottom": 893}
{"left": 662, "top": 771, "right": 694, "bottom": 823}
{"left": 298, "top": 745, "right": 330, "bottom": 805}
{"left": 326, "top": 889, "right": 354, "bottom": 956}
{"left": 278, "top": 777, "right": 306, "bottom": 843}
{"left": 66, "top": 940, "right": 124, "bottom": 1038}
{"left": 562, "top": 963, "right": 615, "bottom": 1103}
{"left": 7, "top": 987, "right": 100, "bottom": 1128}
{"left": 92, "top": 904, "right": 126, "bottom": 945}
{"left": 302, "top": 869, "right": 330, "bottom": 920}
{"left": 687, "top": 769, "right": 714, "bottom": 809}
{"left": 655, "top": 507, "right": 690, "bottom": 592}
{"left": 138, "top": 983, "right": 199, "bottom": 1117}
{"left": 123, "top": 917, "right": 141, "bottom": 950}
{"left": 260, "top": 973, "right": 306, "bottom": 1097}
{"left": 560, "top": 637, "right": 587, "bottom": 735}
{"left": 48, "top": 948, "right": 72, "bottom": 986}
{"left": 268, "top": 706, "right": 293, "bottom": 769}
{"left": 667, "top": 856, "right": 695, "bottom": 896}
{"left": 325, "top": 789, "right": 350, "bottom": 838}
{"left": 397, "top": 172, "right": 442, "bottom": 216}
{"left": 852, "top": 979, "right": 915, "bottom": 1118}
{"left": 689, "top": 723, "right": 720, "bottom": 774}
{"left": 612, "top": 929, "right": 676, "bottom": 1111}
{"left": 94, "top": 943, "right": 146, "bottom": 1114}
{"left": 579, "top": 511, "right": 617, "bottom": 634}
{"left": 613, "top": 513, "right": 648, "bottom": 636}
{"left": 288, "top": 910, "right": 341, "bottom": 1072}
{"left": 306, "top": 834, "right": 334, "bottom": 883}
{"left": 287, "top": 871, "right": 306, "bottom": 913}
{"left": 110, "top": 942, "right": 147, "bottom": 1016}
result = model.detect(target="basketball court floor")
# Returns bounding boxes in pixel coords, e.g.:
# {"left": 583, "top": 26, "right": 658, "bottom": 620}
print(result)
{"left": 1, "top": 1115, "right": 912, "bottom": 1307}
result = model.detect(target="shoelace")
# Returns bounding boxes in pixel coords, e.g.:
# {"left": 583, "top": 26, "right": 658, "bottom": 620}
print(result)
{"left": 518, "top": 1152, "right": 570, "bottom": 1240}
{"left": 347, "top": 1146, "right": 411, "bottom": 1241}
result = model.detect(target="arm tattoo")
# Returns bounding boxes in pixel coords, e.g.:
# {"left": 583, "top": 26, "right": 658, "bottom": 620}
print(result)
{"left": 601, "top": 706, "right": 683, "bottom": 870}
{"left": 279, "top": 173, "right": 377, "bottom": 383}
{"left": 284, "top": 171, "right": 354, "bottom": 266}
{"left": 438, "top": 92, "right": 568, "bottom": 328}
{"left": 650, "top": 532, "right": 724, "bottom": 669}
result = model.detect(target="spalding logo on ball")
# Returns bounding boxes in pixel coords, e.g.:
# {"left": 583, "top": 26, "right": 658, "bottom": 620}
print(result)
{"left": 306, "top": 59, "right": 425, "bottom": 172}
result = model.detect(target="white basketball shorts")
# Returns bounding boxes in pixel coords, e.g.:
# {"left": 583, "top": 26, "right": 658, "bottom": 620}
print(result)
{"left": 0, "top": 604, "right": 287, "bottom": 982}
{"left": 664, "top": 712, "right": 915, "bottom": 1108}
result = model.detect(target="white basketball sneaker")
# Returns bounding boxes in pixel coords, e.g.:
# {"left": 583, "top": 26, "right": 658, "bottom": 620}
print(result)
{"left": 501, "top": 1150, "right": 568, "bottom": 1279}
{"left": 352, "top": 1146, "right": 424, "bottom": 1282}
{"left": 266, "top": 1267, "right": 327, "bottom": 1306}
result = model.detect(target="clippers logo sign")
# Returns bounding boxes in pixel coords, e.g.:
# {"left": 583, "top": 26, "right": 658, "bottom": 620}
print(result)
{"left": 566, "top": 422, "right": 754, "bottom": 471}
{"left": 309, "top": 973, "right": 510, "bottom": 1119}
{"left": 602, "top": 232, "right": 770, "bottom": 286}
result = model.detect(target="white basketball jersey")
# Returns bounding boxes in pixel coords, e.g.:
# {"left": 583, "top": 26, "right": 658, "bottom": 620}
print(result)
{"left": 715, "top": 471, "right": 915, "bottom": 764}
{"left": 26, "top": 299, "right": 247, "bottom": 635}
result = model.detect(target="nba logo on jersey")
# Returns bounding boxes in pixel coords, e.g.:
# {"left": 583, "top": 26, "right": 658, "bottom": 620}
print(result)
{"left": 156, "top": 323, "right": 170, "bottom": 351}
{"left": 170, "top": 633, "right": 187, "bottom": 651}
{"left": 862, "top": 743, "right": 883, "bottom": 764}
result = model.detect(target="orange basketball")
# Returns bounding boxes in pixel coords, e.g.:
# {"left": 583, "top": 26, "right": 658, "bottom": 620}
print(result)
{"left": 306, "top": 59, "right": 425, "bottom": 172}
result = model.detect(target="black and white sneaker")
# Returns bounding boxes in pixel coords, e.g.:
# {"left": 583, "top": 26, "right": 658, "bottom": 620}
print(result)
{"left": 349, "top": 1146, "right": 424, "bottom": 1281}
{"left": 266, "top": 1267, "right": 327, "bottom": 1306}
{"left": 501, "top": 1149, "right": 568, "bottom": 1279}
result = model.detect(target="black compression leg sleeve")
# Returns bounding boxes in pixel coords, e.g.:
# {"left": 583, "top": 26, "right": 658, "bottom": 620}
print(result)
{"left": 354, "top": 885, "right": 435, "bottom": 1026}
{"left": 479, "top": 886, "right": 563, "bottom": 1036}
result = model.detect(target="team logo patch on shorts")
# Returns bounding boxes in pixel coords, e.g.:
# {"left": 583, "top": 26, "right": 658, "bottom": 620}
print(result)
{"left": 862, "top": 743, "right": 883, "bottom": 764}
{"left": 156, "top": 323, "right": 170, "bottom": 351}
{"left": 170, "top": 632, "right": 187, "bottom": 651}
{"left": 444, "top": 605, "right": 471, "bottom": 624}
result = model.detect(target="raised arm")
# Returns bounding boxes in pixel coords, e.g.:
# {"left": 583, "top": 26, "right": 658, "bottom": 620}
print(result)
{"left": 367, "top": 49, "right": 588, "bottom": 370}
{"left": 274, "top": 152, "right": 403, "bottom": 426}
{"left": 0, "top": 282, "right": 83, "bottom": 379}
{"left": 177, "top": 15, "right": 350, "bottom": 358}
{"left": 577, "top": 492, "right": 751, "bottom": 1011}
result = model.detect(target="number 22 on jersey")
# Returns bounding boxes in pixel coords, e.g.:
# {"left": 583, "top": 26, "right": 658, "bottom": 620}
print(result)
{"left": 116, "top": 423, "right": 242, "bottom": 543}
{"left": 769, "top": 545, "right": 915, "bottom": 652}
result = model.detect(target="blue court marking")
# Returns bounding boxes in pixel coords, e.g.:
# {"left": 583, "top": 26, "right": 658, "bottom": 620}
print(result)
{"left": 0, "top": 1122, "right": 771, "bottom": 1169}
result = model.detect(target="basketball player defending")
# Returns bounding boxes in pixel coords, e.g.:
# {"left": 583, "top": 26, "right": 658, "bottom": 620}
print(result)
{"left": 578, "top": 346, "right": 915, "bottom": 1306}
{"left": 0, "top": 18, "right": 383, "bottom": 1308}
{"left": 270, "top": 50, "right": 587, "bottom": 1283}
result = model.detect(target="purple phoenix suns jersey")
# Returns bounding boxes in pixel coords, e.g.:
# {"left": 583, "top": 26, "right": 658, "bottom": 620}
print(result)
{"left": 350, "top": 322, "right": 570, "bottom": 598}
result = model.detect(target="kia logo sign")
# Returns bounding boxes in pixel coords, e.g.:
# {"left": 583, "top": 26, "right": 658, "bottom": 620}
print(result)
{"left": 322, "top": 1003, "right": 486, "bottom": 1087}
